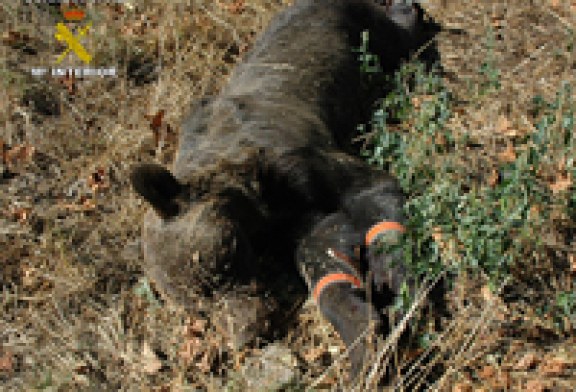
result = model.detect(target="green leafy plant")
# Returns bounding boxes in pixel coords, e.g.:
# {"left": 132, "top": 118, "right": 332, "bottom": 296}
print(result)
{"left": 360, "top": 56, "right": 575, "bottom": 318}
{"left": 353, "top": 30, "right": 382, "bottom": 75}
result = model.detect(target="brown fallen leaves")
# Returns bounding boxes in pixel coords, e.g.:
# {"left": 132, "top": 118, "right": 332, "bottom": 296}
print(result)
{"left": 87, "top": 167, "right": 110, "bottom": 193}
{"left": 145, "top": 109, "right": 165, "bottom": 135}
{"left": 538, "top": 356, "right": 570, "bottom": 377}
{"left": 303, "top": 346, "right": 328, "bottom": 363}
{"left": 497, "top": 142, "right": 517, "bottom": 164}
{"left": 549, "top": 0, "right": 575, "bottom": 10}
{"left": 487, "top": 168, "right": 500, "bottom": 187}
{"left": 548, "top": 172, "right": 572, "bottom": 194}
{"left": 1, "top": 140, "right": 35, "bottom": 170}
{"left": 523, "top": 379, "right": 551, "bottom": 392}
{"left": 0, "top": 349, "right": 14, "bottom": 373}
{"left": 217, "top": 0, "right": 246, "bottom": 14}
{"left": 495, "top": 115, "right": 523, "bottom": 138}
{"left": 145, "top": 110, "right": 177, "bottom": 151}
{"left": 58, "top": 71, "right": 77, "bottom": 95}
{"left": 515, "top": 352, "right": 540, "bottom": 371}
{"left": 477, "top": 365, "right": 511, "bottom": 390}
{"left": 4, "top": 206, "right": 33, "bottom": 223}
{"left": 59, "top": 195, "right": 97, "bottom": 212}
{"left": 569, "top": 253, "right": 576, "bottom": 274}
{"left": 451, "top": 382, "right": 473, "bottom": 392}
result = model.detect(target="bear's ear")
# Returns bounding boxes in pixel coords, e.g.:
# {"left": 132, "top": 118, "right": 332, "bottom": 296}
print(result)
{"left": 130, "top": 163, "right": 184, "bottom": 218}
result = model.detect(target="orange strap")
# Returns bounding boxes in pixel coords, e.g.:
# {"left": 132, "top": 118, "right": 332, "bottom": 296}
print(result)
{"left": 365, "top": 221, "right": 405, "bottom": 245}
{"left": 327, "top": 247, "right": 359, "bottom": 273}
{"left": 312, "top": 273, "right": 362, "bottom": 302}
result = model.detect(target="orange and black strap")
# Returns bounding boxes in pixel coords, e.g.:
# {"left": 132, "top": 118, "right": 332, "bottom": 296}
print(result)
{"left": 311, "top": 248, "right": 363, "bottom": 302}
{"left": 365, "top": 221, "right": 405, "bottom": 246}
{"left": 327, "top": 247, "right": 361, "bottom": 274}
{"left": 312, "top": 272, "right": 362, "bottom": 302}
{"left": 311, "top": 221, "right": 405, "bottom": 302}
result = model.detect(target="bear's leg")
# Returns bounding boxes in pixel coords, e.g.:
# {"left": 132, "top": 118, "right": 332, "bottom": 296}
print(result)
{"left": 342, "top": 177, "right": 409, "bottom": 298}
{"left": 297, "top": 212, "right": 380, "bottom": 377}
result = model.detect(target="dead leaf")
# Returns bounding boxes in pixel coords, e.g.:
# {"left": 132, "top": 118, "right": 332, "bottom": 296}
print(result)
{"left": 145, "top": 110, "right": 165, "bottom": 132}
{"left": 1, "top": 31, "right": 31, "bottom": 48}
{"left": 515, "top": 352, "right": 540, "bottom": 370}
{"left": 60, "top": 196, "right": 97, "bottom": 212}
{"left": 539, "top": 356, "right": 568, "bottom": 376}
{"left": 569, "top": 253, "right": 576, "bottom": 274}
{"left": 11, "top": 207, "right": 32, "bottom": 223}
{"left": 496, "top": 116, "right": 510, "bottom": 132}
{"left": 58, "top": 71, "right": 76, "bottom": 94}
{"left": 495, "top": 116, "right": 520, "bottom": 137}
{"left": 452, "top": 383, "right": 472, "bottom": 392}
{"left": 178, "top": 337, "right": 202, "bottom": 364}
{"left": 217, "top": 0, "right": 245, "bottom": 14}
{"left": 477, "top": 365, "right": 496, "bottom": 380}
{"left": 498, "top": 142, "right": 517, "bottom": 163}
{"left": 431, "top": 226, "right": 443, "bottom": 244}
{"left": 435, "top": 132, "right": 447, "bottom": 147}
{"left": 550, "top": 0, "right": 560, "bottom": 8}
{"left": 145, "top": 110, "right": 167, "bottom": 148}
{"left": 487, "top": 168, "right": 499, "bottom": 187}
{"left": 141, "top": 342, "right": 162, "bottom": 375}
{"left": 490, "top": 13, "right": 504, "bottom": 28}
{"left": 523, "top": 379, "right": 551, "bottom": 392}
{"left": 548, "top": 173, "right": 572, "bottom": 194}
{"left": 193, "top": 14, "right": 213, "bottom": 34}
{"left": 3, "top": 143, "right": 35, "bottom": 168}
{"left": 80, "top": 197, "right": 96, "bottom": 210}
{"left": 188, "top": 319, "right": 207, "bottom": 336}
{"left": 490, "top": 371, "right": 511, "bottom": 390}
{"left": 0, "top": 350, "right": 13, "bottom": 372}
{"left": 476, "top": 364, "right": 510, "bottom": 389}
{"left": 87, "top": 167, "right": 109, "bottom": 193}
{"left": 303, "top": 347, "right": 327, "bottom": 362}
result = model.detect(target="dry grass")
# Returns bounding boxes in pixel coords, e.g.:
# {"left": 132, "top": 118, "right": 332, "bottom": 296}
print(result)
{"left": 0, "top": 0, "right": 575, "bottom": 390}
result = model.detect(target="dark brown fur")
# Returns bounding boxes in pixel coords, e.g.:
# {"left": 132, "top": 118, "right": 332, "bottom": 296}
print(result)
{"left": 131, "top": 0, "right": 437, "bottom": 375}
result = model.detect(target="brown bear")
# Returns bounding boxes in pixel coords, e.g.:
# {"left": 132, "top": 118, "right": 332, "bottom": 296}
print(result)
{"left": 131, "top": 0, "right": 435, "bottom": 378}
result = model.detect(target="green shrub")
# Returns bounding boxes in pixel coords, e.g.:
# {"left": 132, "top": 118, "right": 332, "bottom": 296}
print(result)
{"left": 361, "top": 57, "right": 574, "bottom": 315}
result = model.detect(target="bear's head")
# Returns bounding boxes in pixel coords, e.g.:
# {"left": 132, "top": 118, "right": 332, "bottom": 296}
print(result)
{"left": 130, "top": 163, "right": 267, "bottom": 307}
